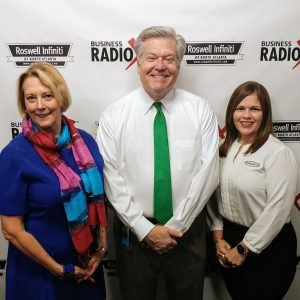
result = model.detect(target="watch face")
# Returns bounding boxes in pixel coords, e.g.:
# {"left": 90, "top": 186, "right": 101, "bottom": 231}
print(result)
{"left": 237, "top": 244, "right": 245, "bottom": 255}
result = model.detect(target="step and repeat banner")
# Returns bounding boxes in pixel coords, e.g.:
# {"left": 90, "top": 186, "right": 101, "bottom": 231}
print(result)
{"left": 0, "top": 0, "right": 300, "bottom": 299}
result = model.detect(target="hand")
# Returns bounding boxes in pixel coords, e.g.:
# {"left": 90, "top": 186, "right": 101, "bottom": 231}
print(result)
{"left": 224, "top": 246, "right": 247, "bottom": 268}
{"left": 58, "top": 265, "right": 94, "bottom": 283}
{"left": 143, "top": 225, "right": 183, "bottom": 254}
{"left": 215, "top": 239, "right": 231, "bottom": 264}
{"left": 86, "top": 254, "right": 103, "bottom": 276}
{"left": 76, "top": 262, "right": 98, "bottom": 284}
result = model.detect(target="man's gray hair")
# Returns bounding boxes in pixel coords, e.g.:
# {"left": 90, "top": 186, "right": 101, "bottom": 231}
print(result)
{"left": 134, "top": 26, "right": 186, "bottom": 64}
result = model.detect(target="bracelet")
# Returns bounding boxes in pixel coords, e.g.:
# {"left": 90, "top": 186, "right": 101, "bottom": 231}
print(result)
{"left": 96, "top": 247, "right": 108, "bottom": 258}
{"left": 59, "top": 264, "right": 76, "bottom": 280}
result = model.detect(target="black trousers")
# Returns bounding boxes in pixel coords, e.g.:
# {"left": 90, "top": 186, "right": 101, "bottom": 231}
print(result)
{"left": 114, "top": 212, "right": 207, "bottom": 300}
{"left": 215, "top": 219, "right": 297, "bottom": 300}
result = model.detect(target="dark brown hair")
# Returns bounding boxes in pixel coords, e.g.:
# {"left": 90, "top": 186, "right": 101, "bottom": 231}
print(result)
{"left": 219, "top": 81, "right": 273, "bottom": 157}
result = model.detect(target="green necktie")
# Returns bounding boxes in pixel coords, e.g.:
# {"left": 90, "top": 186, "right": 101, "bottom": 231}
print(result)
{"left": 153, "top": 102, "right": 173, "bottom": 224}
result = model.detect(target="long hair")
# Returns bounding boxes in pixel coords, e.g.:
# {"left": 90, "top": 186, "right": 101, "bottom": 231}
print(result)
{"left": 219, "top": 81, "right": 273, "bottom": 157}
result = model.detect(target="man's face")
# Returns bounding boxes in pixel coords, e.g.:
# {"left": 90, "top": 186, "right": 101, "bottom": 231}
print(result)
{"left": 137, "top": 37, "right": 180, "bottom": 100}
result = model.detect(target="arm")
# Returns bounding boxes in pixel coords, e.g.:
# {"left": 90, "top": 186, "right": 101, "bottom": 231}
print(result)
{"left": 165, "top": 102, "right": 219, "bottom": 232}
{"left": 86, "top": 226, "right": 107, "bottom": 276}
{"left": 242, "top": 146, "right": 297, "bottom": 253}
{"left": 97, "top": 111, "right": 181, "bottom": 252}
{"left": 206, "top": 188, "right": 224, "bottom": 232}
{"left": 97, "top": 111, "right": 155, "bottom": 241}
{"left": 1, "top": 216, "right": 90, "bottom": 278}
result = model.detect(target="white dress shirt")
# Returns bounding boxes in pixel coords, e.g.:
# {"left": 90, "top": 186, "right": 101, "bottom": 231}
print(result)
{"left": 97, "top": 87, "right": 219, "bottom": 241}
{"left": 207, "top": 135, "right": 297, "bottom": 253}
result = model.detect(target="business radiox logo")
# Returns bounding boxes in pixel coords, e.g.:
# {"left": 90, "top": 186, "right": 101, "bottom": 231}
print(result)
{"left": 184, "top": 41, "right": 244, "bottom": 65}
{"left": 260, "top": 40, "right": 300, "bottom": 69}
{"left": 7, "top": 43, "right": 73, "bottom": 67}
{"left": 91, "top": 38, "right": 137, "bottom": 70}
{"left": 10, "top": 121, "right": 22, "bottom": 139}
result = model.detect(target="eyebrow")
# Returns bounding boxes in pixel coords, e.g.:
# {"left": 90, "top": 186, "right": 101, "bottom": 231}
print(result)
{"left": 145, "top": 52, "right": 176, "bottom": 57}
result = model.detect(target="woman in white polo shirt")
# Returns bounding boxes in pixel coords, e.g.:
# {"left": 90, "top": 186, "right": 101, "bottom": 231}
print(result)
{"left": 208, "top": 81, "right": 298, "bottom": 300}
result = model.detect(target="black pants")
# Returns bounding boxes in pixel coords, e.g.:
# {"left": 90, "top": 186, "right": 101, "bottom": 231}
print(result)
{"left": 215, "top": 220, "right": 297, "bottom": 300}
{"left": 114, "top": 212, "right": 207, "bottom": 300}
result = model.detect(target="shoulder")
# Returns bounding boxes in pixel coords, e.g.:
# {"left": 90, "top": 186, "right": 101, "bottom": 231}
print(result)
{"left": 77, "top": 128, "right": 103, "bottom": 166}
{"left": 175, "top": 88, "right": 209, "bottom": 105}
{"left": 174, "top": 88, "right": 213, "bottom": 113}
{"left": 0, "top": 133, "right": 29, "bottom": 157}
{"left": 261, "top": 135, "right": 288, "bottom": 152}
{"left": 77, "top": 129, "right": 98, "bottom": 148}
{"left": 102, "top": 88, "right": 140, "bottom": 117}
{"left": 0, "top": 134, "right": 32, "bottom": 171}
{"left": 256, "top": 135, "right": 296, "bottom": 162}
{"left": 78, "top": 128, "right": 93, "bottom": 140}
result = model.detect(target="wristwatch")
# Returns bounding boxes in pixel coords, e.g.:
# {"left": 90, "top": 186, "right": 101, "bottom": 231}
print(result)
{"left": 237, "top": 242, "right": 250, "bottom": 255}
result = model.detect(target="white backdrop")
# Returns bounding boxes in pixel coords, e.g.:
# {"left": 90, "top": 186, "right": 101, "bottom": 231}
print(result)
{"left": 0, "top": 0, "right": 300, "bottom": 299}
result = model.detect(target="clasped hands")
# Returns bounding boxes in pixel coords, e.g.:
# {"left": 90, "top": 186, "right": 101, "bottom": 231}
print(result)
{"left": 66, "top": 251, "right": 105, "bottom": 283}
{"left": 215, "top": 239, "right": 247, "bottom": 268}
{"left": 143, "top": 225, "right": 183, "bottom": 254}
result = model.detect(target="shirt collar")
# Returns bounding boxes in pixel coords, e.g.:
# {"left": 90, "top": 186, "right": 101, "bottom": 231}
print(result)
{"left": 139, "top": 87, "right": 175, "bottom": 115}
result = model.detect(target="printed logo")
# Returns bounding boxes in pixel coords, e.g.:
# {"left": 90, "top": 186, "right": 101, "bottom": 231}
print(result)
{"left": 10, "top": 121, "right": 22, "bottom": 139}
{"left": 91, "top": 38, "right": 137, "bottom": 70}
{"left": 244, "top": 161, "right": 260, "bottom": 168}
{"left": 218, "top": 125, "right": 227, "bottom": 139}
{"left": 295, "top": 193, "right": 300, "bottom": 211}
{"left": 184, "top": 41, "right": 244, "bottom": 66}
{"left": 7, "top": 43, "right": 73, "bottom": 67}
{"left": 260, "top": 40, "right": 300, "bottom": 69}
{"left": 273, "top": 121, "right": 300, "bottom": 142}
{"left": 0, "top": 260, "right": 6, "bottom": 278}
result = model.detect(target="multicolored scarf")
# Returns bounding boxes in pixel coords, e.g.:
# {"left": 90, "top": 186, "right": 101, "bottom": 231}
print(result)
{"left": 22, "top": 115, "right": 107, "bottom": 256}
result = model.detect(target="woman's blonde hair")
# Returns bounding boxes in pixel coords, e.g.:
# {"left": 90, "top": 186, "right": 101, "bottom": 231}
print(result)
{"left": 17, "top": 62, "right": 71, "bottom": 116}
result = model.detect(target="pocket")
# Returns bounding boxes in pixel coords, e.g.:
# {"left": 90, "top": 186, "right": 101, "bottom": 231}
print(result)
{"left": 174, "top": 140, "right": 201, "bottom": 172}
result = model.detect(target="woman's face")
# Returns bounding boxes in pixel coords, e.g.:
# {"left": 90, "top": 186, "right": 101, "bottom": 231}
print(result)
{"left": 23, "top": 76, "right": 62, "bottom": 137}
{"left": 233, "top": 93, "right": 263, "bottom": 144}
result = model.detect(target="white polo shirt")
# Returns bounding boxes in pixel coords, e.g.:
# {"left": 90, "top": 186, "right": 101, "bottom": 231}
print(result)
{"left": 207, "top": 135, "right": 297, "bottom": 253}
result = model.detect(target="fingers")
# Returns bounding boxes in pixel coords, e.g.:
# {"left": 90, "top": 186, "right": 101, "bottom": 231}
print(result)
{"left": 89, "top": 261, "right": 100, "bottom": 275}
{"left": 224, "top": 243, "right": 231, "bottom": 251}
{"left": 218, "top": 258, "right": 230, "bottom": 268}
{"left": 152, "top": 243, "right": 174, "bottom": 254}
{"left": 75, "top": 265, "right": 97, "bottom": 284}
{"left": 145, "top": 226, "right": 180, "bottom": 253}
{"left": 77, "top": 276, "right": 95, "bottom": 284}
{"left": 216, "top": 240, "right": 231, "bottom": 254}
{"left": 168, "top": 228, "right": 183, "bottom": 238}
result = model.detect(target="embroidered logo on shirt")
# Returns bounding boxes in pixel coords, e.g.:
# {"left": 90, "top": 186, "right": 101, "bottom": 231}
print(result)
{"left": 244, "top": 161, "right": 260, "bottom": 167}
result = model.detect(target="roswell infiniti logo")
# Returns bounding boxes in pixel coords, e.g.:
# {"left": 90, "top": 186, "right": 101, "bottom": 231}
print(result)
{"left": 7, "top": 43, "right": 73, "bottom": 67}
{"left": 184, "top": 41, "right": 244, "bottom": 66}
